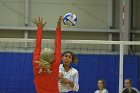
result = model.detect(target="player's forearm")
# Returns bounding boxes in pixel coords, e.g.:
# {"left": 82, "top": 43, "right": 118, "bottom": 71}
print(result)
{"left": 55, "top": 27, "right": 61, "bottom": 49}
{"left": 54, "top": 27, "right": 62, "bottom": 63}
{"left": 33, "top": 27, "right": 43, "bottom": 61}
{"left": 35, "top": 27, "right": 43, "bottom": 49}
{"left": 54, "top": 16, "right": 62, "bottom": 57}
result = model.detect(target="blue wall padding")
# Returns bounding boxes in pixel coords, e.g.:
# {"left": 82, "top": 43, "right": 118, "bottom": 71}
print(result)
{"left": 0, "top": 52, "right": 139, "bottom": 93}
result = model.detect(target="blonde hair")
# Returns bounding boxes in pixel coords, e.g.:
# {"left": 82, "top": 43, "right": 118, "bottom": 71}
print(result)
{"left": 40, "top": 48, "right": 54, "bottom": 63}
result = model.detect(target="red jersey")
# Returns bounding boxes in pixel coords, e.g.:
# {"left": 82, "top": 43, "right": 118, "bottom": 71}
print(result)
{"left": 33, "top": 27, "right": 62, "bottom": 93}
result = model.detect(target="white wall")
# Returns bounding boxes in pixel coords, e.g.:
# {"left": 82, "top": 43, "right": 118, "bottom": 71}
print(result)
{"left": 0, "top": 0, "right": 109, "bottom": 29}
{"left": 0, "top": 0, "right": 114, "bottom": 41}
{"left": 0, "top": 0, "right": 24, "bottom": 26}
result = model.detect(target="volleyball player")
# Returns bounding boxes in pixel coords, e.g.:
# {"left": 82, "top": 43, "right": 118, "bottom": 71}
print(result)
{"left": 95, "top": 80, "right": 109, "bottom": 93}
{"left": 33, "top": 16, "right": 62, "bottom": 93}
{"left": 58, "top": 51, "right": 79, "bottom": 93}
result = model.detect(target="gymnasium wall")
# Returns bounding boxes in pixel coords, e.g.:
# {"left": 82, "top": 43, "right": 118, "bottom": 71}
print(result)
{"left": 0, "top": 52, "right": 139, "bottom": 93}
{"left": 0, "top": 0, "right": 108, "bottom": 29}
{"left": 0, "top": 0, "right": 112, "bottom": 41}
{"left": 0, "top": 0, "right": 140, "bottom": 38}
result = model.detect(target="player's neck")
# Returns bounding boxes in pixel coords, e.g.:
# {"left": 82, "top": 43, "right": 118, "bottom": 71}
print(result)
{"left": 63, "top": 65, "right": 70, "bottom": 72}
{"left": 99, "top": 88, "right": 104, "bottom": 90}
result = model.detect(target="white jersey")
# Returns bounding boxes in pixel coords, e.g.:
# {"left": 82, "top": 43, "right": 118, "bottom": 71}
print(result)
{"left": 95, "top": 89, "right": 109, "bottom": 93}
{"left": 58, "top": 64, "right": 79, "bottom": 92}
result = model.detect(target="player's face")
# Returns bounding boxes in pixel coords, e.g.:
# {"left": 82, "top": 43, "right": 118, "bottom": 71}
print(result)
{"left": 124, "top": 80, "right": 131, "bottom": 88}
{"left": 62, "top": 53, "right": 72, "bottom": 66}
{"left": 98, "top": 80, "right": 104, "bottom": 90}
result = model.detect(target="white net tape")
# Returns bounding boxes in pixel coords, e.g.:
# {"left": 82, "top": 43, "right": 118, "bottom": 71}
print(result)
{"left": 0, "top": 38, "right": 140, "bottom": 54}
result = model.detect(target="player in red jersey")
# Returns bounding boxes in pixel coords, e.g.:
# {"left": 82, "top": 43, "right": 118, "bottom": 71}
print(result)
{"left": 33, "top": 16, "right": 62, "bottom": 93}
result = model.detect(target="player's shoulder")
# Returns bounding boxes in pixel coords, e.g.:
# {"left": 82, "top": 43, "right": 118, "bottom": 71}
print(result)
{"left": 71, "top": 67, "right": 78, "bottom": 73}
{"left": 103, "top": 88, "right": 109, "bottom": 93}
{"left": 131, "top": 87, "right": 140, "bottom": 93}
{"left": 122, "top": 88, "right": 127, "bottom": 92}
{"left": 94, "top": 90, "right": 99, "bottom": 93}
{"left": 132, "top": 87, "right": 138, "bottom": 90}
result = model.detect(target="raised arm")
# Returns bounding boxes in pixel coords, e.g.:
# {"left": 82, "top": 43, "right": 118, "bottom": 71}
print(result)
{"left": 33, "top": 17, "right": 46, "bottom": 66}
{"left": 54, "top": 16, "right": 62, "bottom": 65}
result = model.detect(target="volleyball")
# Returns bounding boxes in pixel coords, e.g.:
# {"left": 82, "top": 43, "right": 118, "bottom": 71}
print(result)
{"left": 63, "top": 13, "right": 77, "bottom": 27}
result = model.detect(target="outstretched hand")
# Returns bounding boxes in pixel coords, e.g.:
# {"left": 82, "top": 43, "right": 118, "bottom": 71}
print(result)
{"left": 57, "top": 16, "right": 62, "bottom": 28}
{"left": 33, "top": 17, "right": 46, "bottom": 28}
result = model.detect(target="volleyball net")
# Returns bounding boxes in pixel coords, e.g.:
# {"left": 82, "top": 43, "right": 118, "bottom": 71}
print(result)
{"left": 0, "top": 38, "right": 140, "bottom": 93}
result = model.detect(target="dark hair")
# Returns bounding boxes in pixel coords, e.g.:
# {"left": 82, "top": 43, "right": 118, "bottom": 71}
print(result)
{"left": 98, "top": 80, "right": 105, "bottom": 88}
{"left": 63, "top": 51, "right": 78, "bottom": 64}
{"left": 125, "top": 79, "right": 131, "bottom": 83}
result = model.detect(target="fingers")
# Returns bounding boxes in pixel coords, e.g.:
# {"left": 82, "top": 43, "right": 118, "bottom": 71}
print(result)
{"left": 38, "top": 17, "right": 41, "bottom": 22}
{"left": 33, "top": 17, "right": 41, "bottom": 24}
{"left": 34, "top": 61, "right": 42, "bottom": 69}
{"left": 33, "top": 19, "right": 38, "bottom": 24}
{"left": 33, "top": 17, "right": 46, "bottom": 27}
{"left": 34, "top": 64, "right": 41, "bottom": 69}
{"left": 43, "top": 21, "right": 47, "bottom": 27}
{"left": 34, "top": 60, "right": 41, "bottom": 64}
{"left": 59, "top": 16, "right": 62, "bottom": 22}
{"left": 40, "top": 18, "right": 42, "bottom": 23}
{"left": 57, "top": 16, "right": 62, "bottom": 27}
